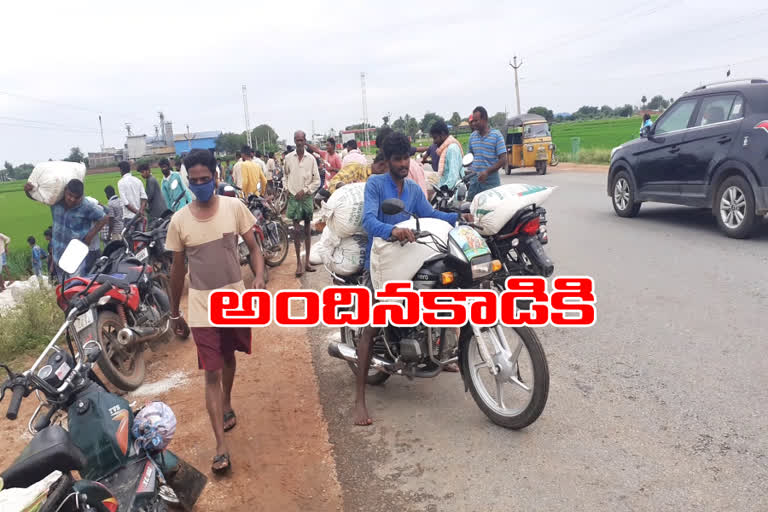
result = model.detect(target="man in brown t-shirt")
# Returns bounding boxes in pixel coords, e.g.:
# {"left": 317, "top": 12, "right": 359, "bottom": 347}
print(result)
{"left": 165, "top": 149, "right": 265, "bottom": 474}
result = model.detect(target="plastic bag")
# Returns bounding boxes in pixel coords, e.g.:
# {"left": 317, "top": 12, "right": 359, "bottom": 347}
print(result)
{"left": 470, "top": 184, "right": 556, "bottom": 235}
{"left": 370, "top": 217, "right": 454, "bottom": 291}
{"left": 26, "top": 161, "right": 86, "bottom": 206}
{"left": 132, "top": 401, "right": 177, "bottom": 453}
{"left": 319, "top": 182, "right": 366, "bottom": 239}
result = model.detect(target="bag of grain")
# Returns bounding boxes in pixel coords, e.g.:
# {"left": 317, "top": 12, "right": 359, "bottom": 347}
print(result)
{"left": 326, "top": 234, "right": 368, "bottom": 276}
{"left": 370, "top": 217, "right": 454, "bottom": 291}
{"left": 470, "top": 183, "right": 556, "bottom": 236}
{"left": 318, "top": 182, "right": 366, "bottom": 238}
{"left": 26, "top": 161, "right": 87, "bottom": 205}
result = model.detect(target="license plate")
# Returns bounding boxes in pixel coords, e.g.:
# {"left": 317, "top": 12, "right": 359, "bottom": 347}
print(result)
{"left": 74, "top": 309, "right": 94, "bottom": 332}
{"left": 136, "top": 248, "right": 149, "bottom": 262}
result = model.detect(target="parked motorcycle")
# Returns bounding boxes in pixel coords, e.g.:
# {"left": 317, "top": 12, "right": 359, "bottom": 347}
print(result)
{"left": 0, "top": 278, "right": 206, "bottom": 511}
{"left": 55, "top": 238, "right": 180, "bottom": 392}
{"left": 431, "top": 154, "right": 555, "bottom": 282}
{"left": 326, "top": 199, "right": 549, "bottom": 429}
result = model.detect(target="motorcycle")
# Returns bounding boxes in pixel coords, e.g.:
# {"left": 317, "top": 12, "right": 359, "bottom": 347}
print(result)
{"left": 54, "top": 237, "right": 180, "bottom": 392}
{"left": 326, "top": 199, "right": 550, "bottom": 429}
{"left": 431, "top": 154, "right": 555, "bottom": 282}
{"left": 0, "top": 277, "right": 206, "bottom": 511}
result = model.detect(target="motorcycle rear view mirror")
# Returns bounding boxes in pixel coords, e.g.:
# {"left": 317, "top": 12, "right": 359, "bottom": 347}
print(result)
{"left": 59, "top": 239, "right": 89, "bottom": 274}
{"left": 462, "top": 153, "right": 474, "bottom": 167}
{"left": 381, "top": 198, "right": 406, "bottom": 215}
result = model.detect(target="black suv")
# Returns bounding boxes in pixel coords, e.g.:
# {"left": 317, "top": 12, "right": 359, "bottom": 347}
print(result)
{"left": 607, "top": 78, "right": 768, "bottom": 238}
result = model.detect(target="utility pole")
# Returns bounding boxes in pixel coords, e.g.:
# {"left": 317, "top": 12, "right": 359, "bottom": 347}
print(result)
{"left": 509, "top": 55, "right": 523, "bottom": 116}
{"left": 185, "top": 124, "right": 193, "bottom": 152}
{"left": 361, "top": 72, "right": 370, "bottom": 149}
{"left": 124, "top": 123, "right": 132, "bottom": 136}
{"left": 98, "top": 115, "right": 105, "bottom": 151}
{"left": 242, "top": 85, "right": 252, "bottom": 148}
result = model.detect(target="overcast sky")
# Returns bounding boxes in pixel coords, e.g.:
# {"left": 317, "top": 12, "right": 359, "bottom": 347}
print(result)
{"left": 2, "top": 0, "right": 768, "bottom": 164}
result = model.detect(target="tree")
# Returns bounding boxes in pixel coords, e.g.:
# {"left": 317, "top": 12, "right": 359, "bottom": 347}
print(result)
{"left": 405, "top": 115, "right": 419, "bottom": 138}
{"left": 65, "top": 147, "right": 84, "bottom": 163}
{"left": 527, "top": 106, "right": 554, "bottom": 123}
{"left": 647, "top": 95, "right": 669, "bottom": 110}
{"left": 419, "top": 112, "right": 445, "bottom": 133}
{"left": 3, "top": 161, "right": 11, "bottom": 172}
{"left": 669, "top": 97, "right": 675, "bottom": 104}
{"left": 251, "top": 124, "right": 279, "bottom": 152}
{"left": 574, "top": 106, "right": 600, "bottom": 119}
{"left": 489, "top": 112, "right": 507, "bottom": 128}
{"left": 392, "top": 116, "right": 406, "bottom": 133}
{"left": 215, "top": 132, "right": 247, "bottom": 154}
{"left": 600, "top": 105, "right": 614, "bottom": 117}
{"left": 382, "top": 115, "right": 390, "bottom": 127}
{"left": 614, "top": 104, "right": 634, "bottom": 117}
{"left": 449, "top": 112, "right": 462, "bottom": 127}
{"left": 641, "top": 95, "right": 647, "bottom": 109}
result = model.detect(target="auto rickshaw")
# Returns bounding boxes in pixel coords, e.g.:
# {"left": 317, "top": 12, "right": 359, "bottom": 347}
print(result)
{"left": 504, "top": 114, "right": 558, "bottom": 175}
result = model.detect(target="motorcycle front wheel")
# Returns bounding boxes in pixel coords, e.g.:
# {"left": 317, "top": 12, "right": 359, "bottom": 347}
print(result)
{"left": 264, "top": 221, "right": 289, "bottom": 267}
{"left": 460, "top": 325, "right": 548, "bottom": 429}
{"left": 96, "top": 310, "right": 146, "bottom": 391}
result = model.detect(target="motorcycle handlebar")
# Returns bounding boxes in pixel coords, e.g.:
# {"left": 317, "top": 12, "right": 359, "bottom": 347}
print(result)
{"left": 7, "top": 384, "right": 24, "bottom": 420}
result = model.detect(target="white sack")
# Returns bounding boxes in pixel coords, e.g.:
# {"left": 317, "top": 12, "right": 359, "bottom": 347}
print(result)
{"left": 310, "top": 226, "right": 340, "bottom": 265}
{"left": 319, "top": 182, "right": 366, "bottom": 239}
{"left": 326, "top": 234, "right": 367, "bottom": 276}
{"left": 370, "top": 217, "right": 454, "bottom": 291}
{"left": 26, "top": 161, "right": 87, "bottom": 205}
{"left": 470, "top": 184, "right": 556, "bottom": 236}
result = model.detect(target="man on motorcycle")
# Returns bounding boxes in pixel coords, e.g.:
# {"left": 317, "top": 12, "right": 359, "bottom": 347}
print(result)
{"left": 353, "top": 132, "right": 471, "bottom": 426}
{"left": 165, "top": 149, "right": 265, "bottom": 474}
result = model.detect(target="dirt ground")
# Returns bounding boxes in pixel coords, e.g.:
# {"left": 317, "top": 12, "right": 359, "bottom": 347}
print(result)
{"left": 0, "top": 252, "right": 343, "bottom": 512}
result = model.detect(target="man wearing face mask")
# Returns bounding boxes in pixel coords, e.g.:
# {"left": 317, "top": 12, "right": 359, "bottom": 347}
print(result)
{"left": 165, "top": 149, "right": 265, "bottom": 475}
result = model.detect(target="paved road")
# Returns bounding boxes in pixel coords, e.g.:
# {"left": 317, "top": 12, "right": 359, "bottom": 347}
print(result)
{"left": 304, "top": 167, "right": 768, "bottom": 511}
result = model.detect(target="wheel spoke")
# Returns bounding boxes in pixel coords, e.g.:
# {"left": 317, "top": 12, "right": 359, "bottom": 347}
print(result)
{"left": 509, "top": 375, "right": 532, "bottom": 393}
{"left": 496, "top": 380, "right": 506, "bottom": 408}
{"left": 735, "top": 210, "right": 744, "bottom": 223}
{"left": 734, "top": 197, "right": 746, "bottom": 209}
{"left": 507, "top": 339, "right": 524, "bottom": 363}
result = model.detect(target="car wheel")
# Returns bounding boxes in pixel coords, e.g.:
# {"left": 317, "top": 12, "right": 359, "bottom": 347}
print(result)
{"left": 714, "top": 175, "right": 756, "bottom": 239}
{"left": 611, "top": 171, "right": 641, "bottom": 217}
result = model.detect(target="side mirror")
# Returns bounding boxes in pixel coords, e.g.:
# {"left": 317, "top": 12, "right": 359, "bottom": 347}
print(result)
{"left": 456, "top": 182, "right": 468, "bottom": 202}
{"left": 381, "top": 198, "right": 405, "bottom": 215}
{"left": 462, "top": 153, "right": 474, "bottom": 167}
{"left": 58, "top": 239, "right": 89, "bottom": 274}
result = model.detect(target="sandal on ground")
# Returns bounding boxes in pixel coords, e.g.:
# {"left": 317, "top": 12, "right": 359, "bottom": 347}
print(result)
{"left": 212, "top": 453, "right": 231, "bottom": 474}
{"left": 223, "top": 410, "right": 237, "bottom": 432}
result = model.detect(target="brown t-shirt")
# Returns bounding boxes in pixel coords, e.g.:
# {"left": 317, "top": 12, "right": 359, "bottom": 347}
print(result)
{"left": 165, "top": 196, "right": 256, "bottom": 327}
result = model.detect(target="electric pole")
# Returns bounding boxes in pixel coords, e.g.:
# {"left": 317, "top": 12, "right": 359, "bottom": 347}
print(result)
{"left": 361, "top": 72, "right": 370, "bottom": 149}
{"left": 509, "top": 56, "right": 523, "bottom": 116}
{"left": 242, "top": 85, "right": 253, "bottom": 148}
{"left": 98, "top": 115, "right": 105, "bottom": 151}
{"left": 185, "top": 124, "right": 193, "bottom": 152}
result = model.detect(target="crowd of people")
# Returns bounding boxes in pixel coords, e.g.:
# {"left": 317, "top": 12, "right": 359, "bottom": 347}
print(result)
{"left": 0, "top": 103, "right": 509, "bottom": 474}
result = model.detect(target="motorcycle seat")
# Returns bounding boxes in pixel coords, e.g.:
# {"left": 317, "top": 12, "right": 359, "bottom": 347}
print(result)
{"left": 0, "top": 425, "right": 86, "bottom": 489}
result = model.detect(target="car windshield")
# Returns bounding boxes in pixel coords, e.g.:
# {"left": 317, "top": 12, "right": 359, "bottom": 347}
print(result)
{"left": 524, "top": 123, "right": 550, "bottom": 137}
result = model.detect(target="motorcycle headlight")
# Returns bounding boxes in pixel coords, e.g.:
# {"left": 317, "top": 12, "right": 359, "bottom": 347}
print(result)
{"left": 471, "top": 259, "right": 495, "bottom": 279}
{"left": 527, "top": 145, "right": 534, "bottom": 152}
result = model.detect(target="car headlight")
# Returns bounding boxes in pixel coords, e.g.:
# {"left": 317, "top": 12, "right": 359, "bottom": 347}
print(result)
{"left": 527, "top": 145, "right": 534, "bottom": 152}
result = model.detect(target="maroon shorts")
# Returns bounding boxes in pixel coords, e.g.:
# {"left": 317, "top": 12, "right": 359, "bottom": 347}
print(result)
{"left": 190, "top": 327, "right": 252, "bottom": 371}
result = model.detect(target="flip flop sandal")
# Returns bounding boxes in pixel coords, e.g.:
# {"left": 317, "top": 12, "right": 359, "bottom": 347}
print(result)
{"left": 212, "top": 453, "right": 231, "bottom": 474}
{"left": 223, "top": 410, "right": 237, "bottom": 432}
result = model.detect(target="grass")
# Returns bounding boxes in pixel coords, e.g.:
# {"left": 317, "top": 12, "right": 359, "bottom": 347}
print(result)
{"left": 0, "top": 287, "right": 61, "bottom": 363}
{"left": 0, "top": 169, "right": 165, "bottom": 279}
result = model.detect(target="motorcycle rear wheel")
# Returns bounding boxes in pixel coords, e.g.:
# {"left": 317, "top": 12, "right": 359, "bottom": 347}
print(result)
{"left": 264, "top": 221, "right": 289, "bottom": 267}
{"left": 96, "top": 310, "right": 146, "bottom": 391}
{"left": 460, "top": 325, "right": 548, "bottom": 429}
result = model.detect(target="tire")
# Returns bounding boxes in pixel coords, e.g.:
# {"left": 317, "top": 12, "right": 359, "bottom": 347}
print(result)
{"left": 611, "top": 170, "right": 641, "bottom": 217}
{"left": 340, "top": 327, "right": 390, "bottom": 385}
{"left": 536, "top": 161, "right": 547, "bottom": 175}
{"left": 96, "top": 310, "right": 146, "bottom": 391}
{"left": 714, "top": 175, "right": 757, "bottom": 239}
{"left": 264, "top": 222, "right": 289, "bottom": 267}
{"left": 459, "top": 326, "right": 549, "bottom": 429}
{"left": 40, "top": 473, "right": 76, "bottom": 512}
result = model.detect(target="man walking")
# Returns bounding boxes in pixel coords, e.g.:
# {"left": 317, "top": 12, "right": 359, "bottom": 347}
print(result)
{"left": 466, "top": 106, "right": 507, "bottom": 201}
{"left": 240, "top": 146, "right": 267, "bottom": 197}
{"left": 0, "top": 233, "right": 9, "bottom": 291}
{"left": 165, "top": 149, "right": 265, "bottom": 475}
{"left": 103, "top": 186, "right": 124, "bottom": 241}
{"left": 284, "top": 131, "right": 320, "bottom": 277}
{"left": 159, "top": 157, "right": 192, "bottom": 212}
{"left": 139, "top": 163, "right": 168, "bottom": 222}
{"left": 117, "top": 161, "right": 147, "bottom": 231}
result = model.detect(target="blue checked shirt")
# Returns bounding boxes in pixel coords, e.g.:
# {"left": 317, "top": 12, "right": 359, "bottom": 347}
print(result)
{"left": 50, "top": 199, "right": 106, "bottom": 263}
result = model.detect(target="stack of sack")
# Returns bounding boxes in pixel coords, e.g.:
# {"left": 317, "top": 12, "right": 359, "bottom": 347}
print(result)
{"left": 310, "top": 183, "right": 368, "bottom": 276}
{"left": 25, "top": 161, "right": 87, "bottom": 205}
{"left": 469, "top": 183, "right": 556, "bottom": 235}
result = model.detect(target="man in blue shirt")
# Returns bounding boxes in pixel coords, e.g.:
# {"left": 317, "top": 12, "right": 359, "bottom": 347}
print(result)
{"left": 25, "top": 179, "right": 109, "bottom": 282}
{"left": 354, "top": 132, "right": 470, "bottom": 427}
{"left": 467, "top": 106, "right": 508, "bottom": 201}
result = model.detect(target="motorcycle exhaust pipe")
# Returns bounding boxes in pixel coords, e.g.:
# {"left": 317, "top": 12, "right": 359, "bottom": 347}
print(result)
{"left": 118, "top": 326, "right": 161, "bottom": 347}
{"left": 327, "top": 342, "right": 395, "bottom": 373}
